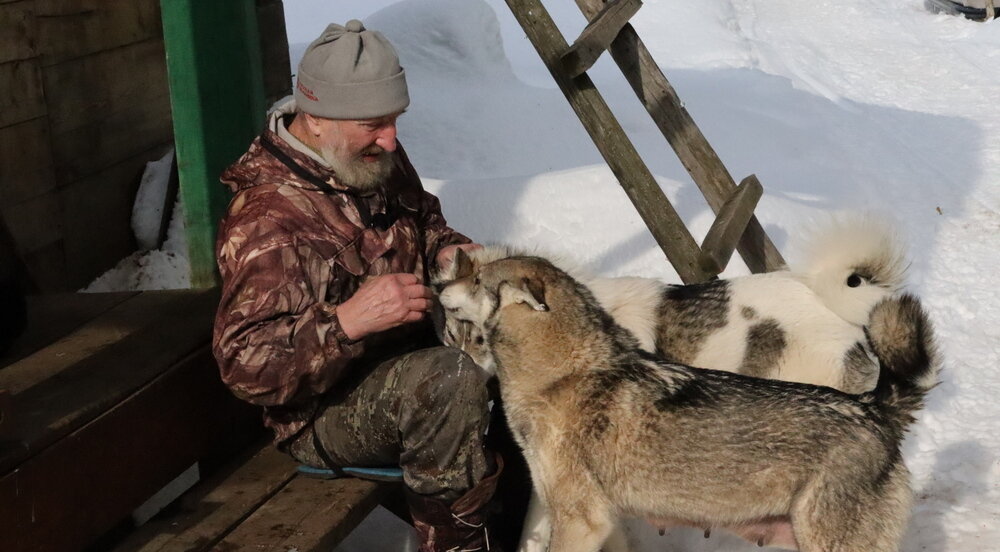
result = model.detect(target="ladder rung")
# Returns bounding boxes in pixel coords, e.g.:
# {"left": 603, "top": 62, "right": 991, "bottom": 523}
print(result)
{"left": 699, "top": 174, "right": 764, "bottom": 276}
{"left": 561, "top": 0, "right": 642, "bottom": 78}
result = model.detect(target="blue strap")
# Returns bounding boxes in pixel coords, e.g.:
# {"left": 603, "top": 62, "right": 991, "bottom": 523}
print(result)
{"left": 297, "top": 464, "right": 404, "bottom": 482}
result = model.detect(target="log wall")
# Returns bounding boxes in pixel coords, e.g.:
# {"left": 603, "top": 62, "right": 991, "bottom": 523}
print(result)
{"left": 0, "top": 0, "right": 290, "bottom": 291}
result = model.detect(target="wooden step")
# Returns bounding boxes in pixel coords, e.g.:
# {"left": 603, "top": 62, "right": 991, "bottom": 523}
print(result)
{"left": 561, "top": 0, "right": 642, "bottom": 78}
{"left": 699, "top": 174, "right": 764, "bottom": 276}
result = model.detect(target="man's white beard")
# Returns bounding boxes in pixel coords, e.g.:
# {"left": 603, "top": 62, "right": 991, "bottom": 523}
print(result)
{"left": 321, "top": 145, "right": 394, "bottom": 192}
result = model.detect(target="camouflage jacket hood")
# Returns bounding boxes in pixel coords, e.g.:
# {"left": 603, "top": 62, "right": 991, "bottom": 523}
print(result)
{"left": 214, "top": 112, "right": 470, "bottom": 446}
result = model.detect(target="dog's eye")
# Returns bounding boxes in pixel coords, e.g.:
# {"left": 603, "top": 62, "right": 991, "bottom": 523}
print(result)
{"left": 473, "top": 276, "right": 481, "bottom": 286}
{"left": 475, "top": 336, "right": 484, "bottom": 345}
{"left": 847, "top": 274, "right": 863, "bottom": 288}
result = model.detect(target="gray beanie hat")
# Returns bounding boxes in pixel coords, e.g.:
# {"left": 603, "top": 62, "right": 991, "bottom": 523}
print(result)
{"left": 294, "top": 20, "right": 409, "bottom": 119}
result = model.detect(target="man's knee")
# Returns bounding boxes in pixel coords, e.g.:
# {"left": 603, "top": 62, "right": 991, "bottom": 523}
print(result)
{"left": 402, "top": 347, "right": 489, "bottom": 415}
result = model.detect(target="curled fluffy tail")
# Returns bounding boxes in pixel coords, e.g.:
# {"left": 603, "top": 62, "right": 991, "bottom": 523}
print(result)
{"left": 866, "top": 294, "right": 940, "bottom": 428}
{"left": 795, "top": 214, "right": 909, "bottom": 326}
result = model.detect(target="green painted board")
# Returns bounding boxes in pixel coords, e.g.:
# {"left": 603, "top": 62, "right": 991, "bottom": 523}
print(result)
{"left": 161, "top": 0, "right": 266, "bottom": 287}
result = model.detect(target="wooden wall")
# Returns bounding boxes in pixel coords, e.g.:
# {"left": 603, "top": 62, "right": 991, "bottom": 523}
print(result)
{"left": 0, "top": 0, "right": 172, "bottom": 291}
{"left": 0, "top": 0, "right": 290, "bottom": 291}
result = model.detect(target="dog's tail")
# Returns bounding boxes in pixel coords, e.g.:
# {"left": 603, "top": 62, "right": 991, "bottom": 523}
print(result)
{"left": 795, "top": 214, "right": 908, "bottom": 326}
{"left": 866, "top": 294, "right": 940, "bottom": 428}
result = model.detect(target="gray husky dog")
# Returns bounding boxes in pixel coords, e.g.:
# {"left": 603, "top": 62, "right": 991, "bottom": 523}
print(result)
{"left": 439, "top": 256, "right": 938, "bottom": 552}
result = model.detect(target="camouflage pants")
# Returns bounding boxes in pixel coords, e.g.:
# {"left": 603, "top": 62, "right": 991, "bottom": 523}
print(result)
{"left": 289, "top": 346, "right": 493, "bottom": 501}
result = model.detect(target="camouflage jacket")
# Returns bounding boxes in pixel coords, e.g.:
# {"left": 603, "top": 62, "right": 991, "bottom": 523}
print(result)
{"left": 213, "top": 126, "right": 470, "bottom": 446}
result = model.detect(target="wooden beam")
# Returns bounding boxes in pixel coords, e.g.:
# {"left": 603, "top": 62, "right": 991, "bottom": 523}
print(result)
{"left": 505, "top": 0, "right": 711, "bottom": 283}
{"left": 160, "top": 0, "right": 267, "bottom": 288}
{"left": 573, "top": 0, "right": 785, "bottom": 274}
{"left": 561, "top": 0, "right": 641, "bottom": 78}
{"left": 255, "top": 0, "right": 292, "bottom": 107}
{"left": 699, "top": 174, "right": 763, "bottom": 276}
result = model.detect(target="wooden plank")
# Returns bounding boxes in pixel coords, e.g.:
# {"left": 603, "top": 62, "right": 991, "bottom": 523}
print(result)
{"left": 34, "top": 0, "right": 162, "bottom": 66}
{"left": 573, "top": 0, "right": 785, "bottom": 274}
{"left": 58, "top": 145, "right": 173, "bottom": 289}
{"left": 561, "top": 0, "right": 641, "bottom": 78}
{"left": 505, "top": 0, "right": 710, "bottom": 283}
{"left": 0, "top": 345, "right": 261, "bottom": 552}
{"left": 51, "top": 90, "right": 173, "bottom": 183}
{"left": 0, "top": 1, "right": 37, "bottom": 63}
{"left": 161, "top": 0, "right": 267, "bottom": 288}
{"left": 0, "top": 288, "right": 220, "bottom": 474}
{"left": 699, "top": 174, "right": 763, "bottom": 276}
{"left": 114, "top": 443, "right": 298, "bottom": 552}
{"left": 214, "top": 476, "right": 393, "bottom": 552}
{"left": 0, "top": 291, "right": 138, "bottom": 370}
{"left": 1, "top": 192, "right": 63, "bottom": 254}
{"left": 42, "top": 38, "right": 169, "bottom": 135}
{"left": 0, "top": 118, "right": 58, "bottom": 206}
{"left": 0, "top": 59, "right": 46, "bottom": 128}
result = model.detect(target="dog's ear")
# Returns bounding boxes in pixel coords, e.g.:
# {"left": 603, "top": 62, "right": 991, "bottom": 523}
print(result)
{"left": 453, "top": 248, "right": 474, "bottom": 279}
{"left": 501, "top": 277, "right": 548, "bottom": 312}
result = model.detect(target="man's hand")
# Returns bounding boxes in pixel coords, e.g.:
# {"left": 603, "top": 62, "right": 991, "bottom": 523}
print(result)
{"left": 436, "top": 243, "right": 482, "bottom": 270}
{"left": 336, "top": 273, "right": 434, "bottom": 341}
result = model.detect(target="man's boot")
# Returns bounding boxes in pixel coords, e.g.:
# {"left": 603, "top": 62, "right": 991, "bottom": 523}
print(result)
{"left": 405, "top": 454, "right": 504, "bottom": 552}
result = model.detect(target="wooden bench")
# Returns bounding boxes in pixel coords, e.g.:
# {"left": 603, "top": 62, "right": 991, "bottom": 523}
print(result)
{"left": 0, "top": 290, "right": 401, "bottom": 552}
{"left": 109, "top": 441, "right": 405, "bottom": 552}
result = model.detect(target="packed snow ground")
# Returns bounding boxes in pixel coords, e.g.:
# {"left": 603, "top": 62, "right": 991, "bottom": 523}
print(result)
{"left": 288, "top": 1, "right": 1000, "bottom": 550}
{"left": 94, "top": 0, "right": 999, "bottom": 549}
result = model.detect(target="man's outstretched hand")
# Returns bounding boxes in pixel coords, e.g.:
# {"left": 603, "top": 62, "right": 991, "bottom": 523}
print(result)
{"left": 336, "top": 273, "right": 434, "bottom": 341}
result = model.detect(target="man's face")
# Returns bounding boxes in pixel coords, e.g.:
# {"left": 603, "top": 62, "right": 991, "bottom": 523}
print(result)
{"left": 311, "top": 112, "right": 401, "bottom": 191}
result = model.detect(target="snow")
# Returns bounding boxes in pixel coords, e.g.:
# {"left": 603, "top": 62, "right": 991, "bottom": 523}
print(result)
{"left": 91, "top": 0, "right": 999, "bottom": 548}
{"left": 82, "top": 149, "right": 191, "bottom": 292}
{"left": 283, "top": 0, "right": 1000, "bottom": 550}
{"left": 132, "top": 148, "right": 175, "bottom": 251}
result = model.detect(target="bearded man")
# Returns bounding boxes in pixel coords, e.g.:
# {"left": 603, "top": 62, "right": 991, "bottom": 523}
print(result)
{"left": 212, "top": 20, "right": 502, "bottom": 551}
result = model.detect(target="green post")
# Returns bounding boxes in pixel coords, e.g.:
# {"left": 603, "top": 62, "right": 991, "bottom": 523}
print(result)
{"left": 161, "top": 0, "right": 267, "bottom": 288}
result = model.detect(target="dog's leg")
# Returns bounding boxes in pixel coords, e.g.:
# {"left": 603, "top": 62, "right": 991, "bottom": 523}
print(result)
{"left": 547, "top": 507, "right": 615, "bottom": 552}
{"left": 517, "top": 490, "right": 551, "bottom": 552}
{"left": 600, "top": 522, "right": 631, "bottom": 552}
{"left": 791, "top": 462, "right": 912, "bottom": 552}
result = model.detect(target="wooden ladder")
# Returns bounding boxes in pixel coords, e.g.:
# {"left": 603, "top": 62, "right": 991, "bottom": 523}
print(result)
{"left": 505, "top": 0, "right": 785, "bottom": 283}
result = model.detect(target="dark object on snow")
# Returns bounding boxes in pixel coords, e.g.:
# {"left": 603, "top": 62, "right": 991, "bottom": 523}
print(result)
{"left": 926, "top": 0, "right": 996, "bottom": 20}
